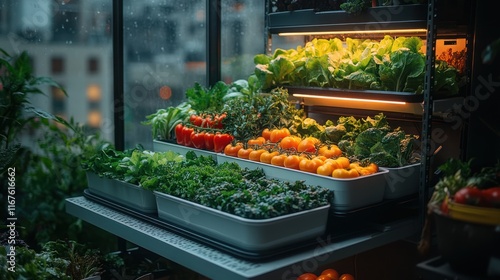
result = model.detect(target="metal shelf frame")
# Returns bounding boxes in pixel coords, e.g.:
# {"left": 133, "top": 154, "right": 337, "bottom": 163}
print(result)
{"left": 66, "top": 196, "right": 418, "bottom": 280}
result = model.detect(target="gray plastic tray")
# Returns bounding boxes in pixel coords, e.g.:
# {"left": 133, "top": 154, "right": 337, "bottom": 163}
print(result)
{"left": 217, "top": 154, "right": 389, "bottom": 211}
{"left": 86, "top": 172, "right": 157, "bottom": 213}
{"left": 383, "top": 163, "right": 420, "bottom": 199}
{"left": 154, "top": 191, "right": 330, "bottom": 251}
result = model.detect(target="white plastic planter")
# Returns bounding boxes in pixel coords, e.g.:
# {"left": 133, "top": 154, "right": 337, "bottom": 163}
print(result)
{"left": 154, "top": 191, "right": 330, "bottom": 251}
{"left": 86, "top": 172, "right": 157, "bottom": 213}
{"left": 216, "top": 154, "right": 389, "bottom": 211}
{"left": 382, "top": 163, "right": 420, "bottom": 199}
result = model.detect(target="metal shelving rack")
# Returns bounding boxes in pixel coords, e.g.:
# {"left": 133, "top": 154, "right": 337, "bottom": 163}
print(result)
{"left": 264, "top": 0, "right": 474, "bottom": 233}
{"left": 66, "top": 1, "right": 478, "bottom": 279}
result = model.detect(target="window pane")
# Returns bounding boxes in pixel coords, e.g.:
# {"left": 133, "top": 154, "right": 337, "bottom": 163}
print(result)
{"left": 123, "top": 0, "right": 207, "bottom": 149}
{"left": 0, "top": 0, "right": 114, "bottom": 141}
{"left": 221, "top": 1, "right": 265, "bottom": 83}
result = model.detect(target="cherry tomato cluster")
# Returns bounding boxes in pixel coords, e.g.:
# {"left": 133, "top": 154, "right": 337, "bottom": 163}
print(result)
{"left": 223, "top": 128, "right": 379, "bottom": 178}
{"left": 297, "top": 268, "right": 355, "bottom": 280}
{"left": 188, "top": 113, "right": 226, "bottom": 129}
{"left": 175, "top": 121, "right": 233, "bottom": 153}
{"left": 446, "top": 186, "right": 500, "bottom": 209}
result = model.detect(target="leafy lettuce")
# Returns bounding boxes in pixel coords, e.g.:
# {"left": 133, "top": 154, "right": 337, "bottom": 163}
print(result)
{"left": 253, "top": 35, "right": 460, "bottom": 95}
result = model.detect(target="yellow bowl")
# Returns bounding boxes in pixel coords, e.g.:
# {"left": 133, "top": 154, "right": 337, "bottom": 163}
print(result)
{"left": 448, "top": 201, "right": 500, "bottom": 225}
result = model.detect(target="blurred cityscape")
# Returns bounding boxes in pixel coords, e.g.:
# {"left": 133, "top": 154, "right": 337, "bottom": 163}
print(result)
{"left": 0, "top": 0, "right": 264, "bottom": 148}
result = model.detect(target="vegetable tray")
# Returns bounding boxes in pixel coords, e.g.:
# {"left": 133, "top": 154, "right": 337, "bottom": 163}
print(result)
{"left": 86, "top": 172, "right": 157, "bottom": 214}
{"left": 382, "top": 163, "right": 420, "bottom": 199}
{"left": 152, "top": 140, "right": 217, "bottom": 160}
{"left": 153, "top": 191, "right": 330, "bottom": 252}
{"left": 216, "top": 154, "right": 389, "bottom": 211}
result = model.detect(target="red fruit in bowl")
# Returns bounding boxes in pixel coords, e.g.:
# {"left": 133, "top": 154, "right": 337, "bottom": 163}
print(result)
{"left": 481, "top": 186, "right": 500, "bottom": 207}
{"left": 453, "top": 186, "right": 483, "bottom": 206}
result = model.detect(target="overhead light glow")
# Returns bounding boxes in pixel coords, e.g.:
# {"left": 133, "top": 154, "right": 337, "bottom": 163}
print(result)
{"left": 278, "top": 29, "right": 427, "bottom": 36}
{"left": 292, "top": 93, "right": 407, "bottom": 105}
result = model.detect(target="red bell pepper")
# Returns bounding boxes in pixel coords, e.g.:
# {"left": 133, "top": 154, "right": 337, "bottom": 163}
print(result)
{"left": 175, "top": 123, "right": 184, "bottom": 145}
{"left": 213, "top": 133, "right": 233, "bottom": 153}
{"left": 182, "top": 126, "right": 194, "bottom": 147}
{"left": 191, "top": 131, "right": 206, "bottom": 150}
{"left": 204, "top": 131, "right": 215, "bottom": 151}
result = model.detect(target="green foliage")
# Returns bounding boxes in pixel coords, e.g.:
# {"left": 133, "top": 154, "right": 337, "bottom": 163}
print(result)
{"left": 340, "top": 0, "right": 371, "bottom": 15}
{"left": 142, "top": 103, "right": 194, "bottom": 140}
{"left": 222, "top": 87, "right": 304, "bottom": 142}
{"left": 185, "top": 81, "right": 230, "bottom": 112}
{"left": 325, "top": 113, "right": 419, "bottom": 167}
{"left": 0, "top": 239, "right": 109, "bottom": 280}
{"left": 82, "top": 144, "right": 185, "bottom": 185}
{"left": 11, "top": 119, "right": 113, "bottom": 250}
{"left": 252, "top": 36, "right": 460, "bottom": 95}
{"left": 0, "top": 48, "right": 69, "bottom": 174}
{"left": 146, "top": 154, "right": 332, "bottom": 219}
{"left": 430, "top": 159, "right": 500, "bottom": 205}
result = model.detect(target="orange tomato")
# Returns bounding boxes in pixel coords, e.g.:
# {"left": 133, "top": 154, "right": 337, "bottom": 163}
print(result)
{"left": 324, "top": 159, "right": 342, "bottom": 170}
{"left": 297, "top": 273, "right": 318, "bottom": 280}
{"left": 332, "top": 168, "right": 359, "bottom": 179}
{"left": 248, "top": 149, "right": 266, "bottom": 162}
{"left": 335, "top": 156, "right": 351, "bottom": 169}
{"left": 349, "top": 162, "right": 363, "bottom": 173}
{"left": 284, "top": 154, "right": 302, "bottom": 170}
{"left": 261, "top": 128, "right": 272, "bottom": 141}
{"left": 364, "top": 162, "right": 378, "bottom": 173}
{"left": 339, "top": 273, "right": 355, "bottom": 280}
{"left": 299, "top": 158, "right": 323, "bottom": 173}
{"left": 270, "top": 153, "right": 287, "bottom": 167}
{"left": 260, "top": 151, "right": 279, "bottom": 164}
{"left": 279, "top": 135, "right": 302, "bottom": 150}
{"left": 237, "top": 147, "right": 254, "bottom": 159}
{"left": 318, "top": 145, "right": 342, "bottom": 158}
{"left": 316, "top": 275, "right": 333, "bottom": 280}
{"left": 247, "top": 136, "right": 266, "bottom": 146}
{"left": 317, "top": 162, "right": 335, "bottom": 176}
{"left": 269, "top": 128, "right": 291, "bottom": 143}
{"left": 223, "top": 143, "right": 242, "bottom": 157}
{"left": 321, "top": 269, "right": 339, "bottom": 280}
{"left": 297, "top": 137, "right": 320, "bottom": 153}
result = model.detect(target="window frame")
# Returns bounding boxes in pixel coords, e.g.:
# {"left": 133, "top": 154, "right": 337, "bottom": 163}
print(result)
{"left": 112, "top": 0, "right": 222, "bottom": 150}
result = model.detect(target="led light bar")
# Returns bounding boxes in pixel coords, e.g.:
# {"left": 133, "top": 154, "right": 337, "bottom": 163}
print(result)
{"left": 278, "top": 29, "right": 427, "bottom": 36}
{"left": 292, "top": 93, "right": 407, "bottom": 105}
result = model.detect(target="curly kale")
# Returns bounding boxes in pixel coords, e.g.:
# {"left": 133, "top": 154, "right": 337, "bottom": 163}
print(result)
{"left": 325, "top": 124, "right": 347, "bottom": 143}
{"left": 352, "top": 127, "right": 417, "bottom": 167}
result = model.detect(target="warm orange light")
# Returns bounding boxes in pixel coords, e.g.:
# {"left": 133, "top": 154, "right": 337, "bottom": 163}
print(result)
{"left": 87, "top": 110, "right": 102, "bottom": 127}
{"left": 87, "top": 84, "right": 101, "bottom": 102}
{"left": 292, "top": 93, "right": 407, "bottom": 105}
{"left": 278, "top": 29, "right": 427, "bottom": 36}
{"left": 159, "top": 86, "right": 172, "bottom": 100}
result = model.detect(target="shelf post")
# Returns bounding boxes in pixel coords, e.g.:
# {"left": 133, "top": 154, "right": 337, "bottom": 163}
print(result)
{"left": 419, "top": 0, "right": 437, "bottom": 230}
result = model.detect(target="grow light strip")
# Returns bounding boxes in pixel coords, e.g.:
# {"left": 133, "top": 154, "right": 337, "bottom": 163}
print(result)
{"left": 292, "top": 93, "right": 407, "bottom": 105}
{"left": 278, "top": 29, "right": 427, "bottom": 36}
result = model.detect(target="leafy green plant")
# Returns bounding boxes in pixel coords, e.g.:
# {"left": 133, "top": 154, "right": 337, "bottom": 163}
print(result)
{"left": 0, "top": 239, "right": 105, "bottom": 280}
{"left": 142, "top": 103, "right": 193, "bottom": 140}
{"left": 0, "top": 48, "right": 118, "bottom": 252}
{"left": 340, "top": 0, "right": 371, "bottom": 15}
{"left": 82, "top": 144, "right": 184, "bottom": 185}
{"left": 142, "top": 152, "right": 332, "bottom": 219}
{"left": 15, "top": 119, "right": 114, "bottom": 250}
{"left": 222, "top": 87, "right": 303, "bottom": 142}
{"left": 0, "top": 48, "right": 70, "bottom": 173}
{"left": 252, "top": 36, "right": 460, "bottom": 95}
